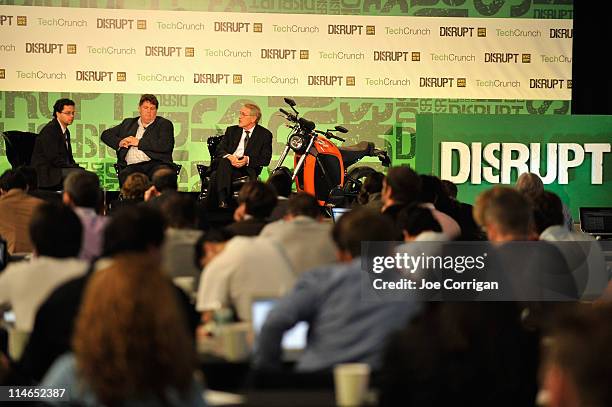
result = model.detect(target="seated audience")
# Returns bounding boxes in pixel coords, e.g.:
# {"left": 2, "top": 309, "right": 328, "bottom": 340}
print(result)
{"left": 108, "top": 172, "right": 149, "bottom": 213}
{"left": 267, "top": 168, "right": 293, "bottom": 222}
{"left": 418, "top": 175, "right": 461, "bottom": 239}
{"left": 260, "top": 193, "right": 336, "bottom": 276}
{"left": 357, "top": 171, "right": 384, "bottom": 211}
{"left": 532, "top": 191, "right": 607, "bottom": 300}
{"left": 541, "top": 304, "right": 612, "bottom": 407}
{"left": 516, "top": 172, "right": 573, "bottom": 230}
{"left": 145, "top": 166, "right": 179, "bottom": 206}
{"left": 0, "top": 203, "right": 87, "bottom": 332}
{"left": 380, "top": 166, "right": 421, "bottom": 223}
{"left": 0, "top": 169, "right": 44, "bottom": 254}
{"left": 42, "top": 255, "right": 205, "bottom": 406}
{"left": 253, "top": 208, "right": 417, "bottom": 372}
{"left": 62, "top": 171, "right": 108, "bottom": 261}
{"left": 397, "top": 204, "right": 444, "bottom": 242}
{"left": 226, "top": 181, "right": 277, "bottom": 236}
{"left": 378, "top": 303, "right": 539, "bottom": 407}
{"left": 17, "top": 166, "right": 62, "bottom": 203}
{"left": 14, "top": 206, "right": 198, "bottom": 383}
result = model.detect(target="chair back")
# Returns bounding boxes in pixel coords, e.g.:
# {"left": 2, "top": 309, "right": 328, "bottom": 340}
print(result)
{"left": 2, "top": 131, "right": 38, "bottom": 168}
{"left": 208, "top": 135, "right": 223, "bottom": 157}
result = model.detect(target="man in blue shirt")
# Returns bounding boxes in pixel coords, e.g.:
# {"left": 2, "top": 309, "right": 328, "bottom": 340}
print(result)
{"left": 253, "top": 208, "right": 419, "bottom": 372}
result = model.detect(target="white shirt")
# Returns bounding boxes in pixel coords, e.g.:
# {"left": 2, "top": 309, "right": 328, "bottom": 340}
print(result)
{"left": 0, "top": 256, "right": 88, "bottom": 331}
{"left": 125, "top": 118, "right": 152, "bottom": 165}
{"left": 232, "top": 126, "right": 255, "bottom": 159}
{"left": 196, "top": 236, "right": 295, "bottom": 321}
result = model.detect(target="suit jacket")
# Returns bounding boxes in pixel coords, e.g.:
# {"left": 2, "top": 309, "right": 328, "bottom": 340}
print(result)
{"left": 101, "top": 116, "right": 174, "bottom": 167}
{"left": 31, "top": 119, "right": 78, "bottom": 188}
{"left": 216, "top": 124, "right": 273, "bottom": 176}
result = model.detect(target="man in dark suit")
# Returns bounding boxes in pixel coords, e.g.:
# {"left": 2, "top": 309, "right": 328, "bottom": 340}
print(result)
{"left": 101, "top": 94, "right": 175, "bottom": 186}
{"left": 211, "top": 103, "right": 273, "bottom": 208}
{"left": 31, "top": 98, "right": 82, "bottom": 190}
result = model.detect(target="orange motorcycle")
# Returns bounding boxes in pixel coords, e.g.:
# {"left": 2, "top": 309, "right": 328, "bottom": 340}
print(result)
{"left": 274, "top": 98, "right": 390, "bottom": 206}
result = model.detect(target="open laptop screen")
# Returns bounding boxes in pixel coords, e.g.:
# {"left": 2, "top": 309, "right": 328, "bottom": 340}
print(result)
{"left": 331, "top": 207, "right": 351, "bottom": 223}
{"left": 580, "top": 207, "right": 612, "bottom": 236}
{"left": 251, "top": 298, "right": 308, "bottom": 352}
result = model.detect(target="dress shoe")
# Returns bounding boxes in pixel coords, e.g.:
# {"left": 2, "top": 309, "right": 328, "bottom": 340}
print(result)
{"left": 219, "top": 201, "right": 229, "bottom": 209}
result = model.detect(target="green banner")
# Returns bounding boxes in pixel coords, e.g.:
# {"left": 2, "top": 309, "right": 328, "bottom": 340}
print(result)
{"left": 416, "top": 114, "right": 612, "bottom": 217}
{"left": 2, "top": 0, "right": 574, "bottom": 18}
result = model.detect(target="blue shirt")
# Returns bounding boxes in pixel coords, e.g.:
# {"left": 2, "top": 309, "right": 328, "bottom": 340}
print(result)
{"left": 253, "top": 259, "right": 419, "bottom": 372}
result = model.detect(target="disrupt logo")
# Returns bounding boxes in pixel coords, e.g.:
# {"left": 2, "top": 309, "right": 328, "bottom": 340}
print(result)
{"left": 439, "top": 27, "right": 484, "bottom": 37}
{"left": 76, "top": 71, "right": 125, "bottom": 81}
{"left": 308, "top": 75, "right": 344, "bottom": 85}
{"left": 193, "top": 73, "right": 231, "bottom": 84}
{"left": 530, "top": 79, "right": 567, "bottom": 89}
{"left": 25, "top": 43, "right": 77, "bottom": 54}
{"left": 550, "top": 28, "right": 572, "bottom": 38}
{"left": 97, "top": 18, "right": 145, "bottom": 29}
{"left": 374, "top": 51, "right": 411, "bottom": 62}
{"left": 328, "top": 24, "right": 371, "bottom": 35}
{"left": 441, "top": 142, "right": 611, "bottom": 185}
{"left": 215, "top": 22, "right": 257, "bottom": 32}
{"left": 261, "top": 49, "right": 303, "bottom": 60}
{"left": 420, "top": 77, "right": 466, "bottom": 87}
{"left": 0, "top": 15, "right": 26, "bottom": 26}
{"left": 484, "top": 53, "right": 530, "bottom": 63}
{"left": 145, "top": 46, "right": 194, "bottom": 57}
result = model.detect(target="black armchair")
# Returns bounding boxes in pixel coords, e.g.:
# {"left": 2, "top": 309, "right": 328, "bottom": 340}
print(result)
{"left": 1, "top": 131, "right": 37, "bottom": 168}
{"left": 112, "top": 162, "right": 182, "bottom": 178}
{"left": 197, "top": 134, "right": 251, "bottom": 201}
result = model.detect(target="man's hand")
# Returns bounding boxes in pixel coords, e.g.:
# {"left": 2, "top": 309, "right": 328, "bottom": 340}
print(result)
{"left": 144, "top": 185, "right": 160, "bottom": 201}
{"left": 119, "top": 136, "right": 139, "bottom": 148}
{"left": 234, "top": 156, "right": 248, "bottom": 168}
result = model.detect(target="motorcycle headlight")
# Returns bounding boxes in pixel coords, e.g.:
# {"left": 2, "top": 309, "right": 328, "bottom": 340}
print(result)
{"left": 288, "top": 134, "right": 307, "bottom": 153}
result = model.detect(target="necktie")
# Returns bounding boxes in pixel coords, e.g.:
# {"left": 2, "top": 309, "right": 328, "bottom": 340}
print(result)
{"left": 65, "top": 128, "right": 74, "bottom": 164}
{"left": 244, "top": 130, "right": 250, "bottom": 149}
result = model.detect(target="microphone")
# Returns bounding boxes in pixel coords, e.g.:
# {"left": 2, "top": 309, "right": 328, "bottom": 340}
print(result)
{"left": 279, "top": 108, "right": 297, "bottom": 122}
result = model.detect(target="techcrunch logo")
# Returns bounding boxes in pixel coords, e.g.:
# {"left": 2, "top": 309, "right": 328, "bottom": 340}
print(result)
{"left": 215, "top": 22, "right": 261, "bottom": 32}
{"left": 476, "top": 80, "right": 520, "bottom": 88}
{"left": 88, "top": 46, "right": 135, "bottom": 55}
{"left": 0, "top": 15, "right": 27, "bottom": 26}
{"left": 365, "top": 77, "right": 410, "bottom": 86}
{"left": 137, "top": 73, "right": 184, "bottom": 82}
{"left": 385, "top": 26, "right": 431, "bottom": 36}
{"left": 145, "top": 46, "right": 194, "bottom": 57}
{"left": 205, "top": 49, "right": 252, "bottom": 58}
{"left": 37, "top": 17, "right": 86, "bottom": 27}
{"left": 373, "top": 51, "right": 413, "bottom": 62}
{"left": 273, "top": 24, "right": 318, "bottom": 33}
{"left": 540, "top": 54, "right": 572, "bottom": 63}
{"left": 0, "top": 44, "right": 16, "bottom": 52}
{"left": 308, "top": 75, "right": 354, "bottom": 86}
{"left": 193, "top": 73, "right": 242, "bottom": 84}
{"left": 252, "top": 75, "right": 298, "bottom": 84}
{"left": 261, "top": 49, "right": 304, "bottom": 60}
{"left": 76, "top": 71, "right": 125, "bottom": 81}
{"left": 319, "top": 51, "right": 364, "bottom": 60}
{"left": 430, "top": 53, "right": 475, "bottom": 62}
{"left": 328, "top": 24, "right": 375, "bottom": 35}
{"left": 16, "top": 70, "right": 66, "bottom": 79}
{"left": 441, "top": 142, "right": 611, "bottom": 185}
{"left": 25, "top": 43, "right": 77, "bottom": 54}
{"left": 529, "top": 78, "right": 569, "bottom": 89}
{"left": 156, "top": 21, "right": 205, "bottom": 30}
{"left": 439, "top": 26, "right": 486, "bottom": 37}
{"left": 496, "top": 28, "right": 541, "bottom": 37}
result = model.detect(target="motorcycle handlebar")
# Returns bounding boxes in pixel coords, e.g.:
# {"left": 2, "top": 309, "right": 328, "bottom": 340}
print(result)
{"left": 328, "top": 134, "right": 346, "bottom": 142}
{"left": 279, "top": 108, "right": 298, "bottom": 122}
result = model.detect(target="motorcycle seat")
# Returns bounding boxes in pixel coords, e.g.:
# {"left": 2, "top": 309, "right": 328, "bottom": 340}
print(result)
{"left": 339, "top": 141, "right": 375, "bottom": 167}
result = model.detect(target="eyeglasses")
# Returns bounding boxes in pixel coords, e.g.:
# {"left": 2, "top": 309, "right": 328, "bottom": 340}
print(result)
{"left": 60, "top": 111, "right": 76, "bottom": 116}
{"left": 239, "top": 111, "right": 255, "bottom": 117}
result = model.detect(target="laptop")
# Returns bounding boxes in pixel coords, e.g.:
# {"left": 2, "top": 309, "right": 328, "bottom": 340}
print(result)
{"left": 331, "top": 207, "right": 351, "bottom": 223}
{"left": 580, "top": 207, "right": 612, "bottom": 239}
{"left": 251, "top": 297, "right": 308, "bottom": 361}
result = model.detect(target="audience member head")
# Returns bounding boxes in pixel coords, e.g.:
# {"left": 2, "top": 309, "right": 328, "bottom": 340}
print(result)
{"left": 267, "top": 168, "right": 293, "bottom": 198}
{"left": 474, "top": 186, "right": 532, "bottom": 242}
{"left": 286, "top": 192, "right": 321, "bottom": 220}
{"left": 194, "top": 228, "right": 235, "bottom": 269}
{"left": 16, "top": 166, "right": 38, "bottom": 191}
{"left": 419, "top": 174, "right": 445, "bottom": 205}
{"left": 62, "top": 170, "right": 102, "bottom": 210}
{"left": 73, "top": 255, "right": 195, "bottom": 406}
{"left": 160, "top": 193, "right": 197, "bottom": 229}
{"left": 0, "top": 169, "right": 27, "bottom": 194}
{"left": 102, "top": 206, "right": 165, "bottom": 259}
{"left": 120, "top": 172, "right": 149, "bottom": 201}
{"left": 379, "top": 302, "right": 538, "bottom": 407}
{"left": 516, "top": 172, "right": 544, "bottom": 198}
{"left": 382, "top": 166, "right": 421, "bottom": 208}
{"left": 543, "top": 304, "right": 612, "bottom": 407}
{"left": 397, "top": 203, "right": 442, "bottom": 241}
{"left": 358, "top": 171, "right": 384, "bottom": 205}
{"left": 441, "top": 179, "right": 458, "bottom": 200}
{"left": 532, "top": 191, "right": 565, "bottom": 235}
{"left": 332, "top": 207, "right": 397, "bottom": 262}
{"left": 236, "top": 180, "right": 277, "bottom": 219}
{"left": 152, "top": 167, "right": 178, "bottom": 193}
{"left": 29, "top": 202, "right": 82, "bottom": 258}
